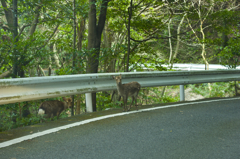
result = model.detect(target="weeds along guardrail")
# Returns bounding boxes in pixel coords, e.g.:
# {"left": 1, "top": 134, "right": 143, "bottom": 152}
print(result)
{"left": 1, "top": 70, "right": 240, "bottom": 109}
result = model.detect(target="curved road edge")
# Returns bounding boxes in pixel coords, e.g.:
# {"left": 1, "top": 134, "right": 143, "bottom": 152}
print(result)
{"left": 1, "top": 97, "right": 240, "bottom": 148}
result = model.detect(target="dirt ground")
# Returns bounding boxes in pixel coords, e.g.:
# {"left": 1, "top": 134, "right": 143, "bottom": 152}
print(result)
{"left": 184, "top": 87, "right": 204, "bottom": 101}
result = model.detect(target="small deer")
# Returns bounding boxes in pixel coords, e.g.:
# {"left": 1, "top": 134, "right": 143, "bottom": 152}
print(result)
{"left": 112, "top": 74, "right": 141, "bottom": 112}
{"left": 38, "top": 97, "right": 72, "bottom": 120}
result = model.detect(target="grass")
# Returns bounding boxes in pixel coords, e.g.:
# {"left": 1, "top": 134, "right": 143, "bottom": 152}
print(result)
{"left": 188, "top": 82, "right": 236, "bottom": 98}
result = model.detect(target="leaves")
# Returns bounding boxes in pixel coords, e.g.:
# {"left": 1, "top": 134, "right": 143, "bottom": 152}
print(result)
{"left": 218, "top": 34, "right": 240, "bottom": 69}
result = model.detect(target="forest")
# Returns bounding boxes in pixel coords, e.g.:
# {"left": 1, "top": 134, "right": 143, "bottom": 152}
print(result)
{"left": 0, "top": 0, "right": 239, "bottom": 131}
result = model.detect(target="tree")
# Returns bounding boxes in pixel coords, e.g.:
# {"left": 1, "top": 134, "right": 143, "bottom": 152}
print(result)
{"left": 87, "top": 0, "right": 110, "bottom": 111}
{"left": 0, "top": 0, "right": 60, "bottom": 78}
{"left": 179, "top": 0, "right": 240, "bottom": 69}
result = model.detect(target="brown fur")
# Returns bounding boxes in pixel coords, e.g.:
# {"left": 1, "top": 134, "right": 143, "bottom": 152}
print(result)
{"left": 38, "top": 97, "right": 72, "bottom": 119}
{"left": 112, "top": 74, "right": 141, "bottom": 111}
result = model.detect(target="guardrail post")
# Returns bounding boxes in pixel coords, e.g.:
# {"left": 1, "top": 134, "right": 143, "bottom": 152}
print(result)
{"left": 180, "top": 85, "right": 185, "bottom": 101}
{"left": 85, "top": 93, "right": 93, "bottom": 112}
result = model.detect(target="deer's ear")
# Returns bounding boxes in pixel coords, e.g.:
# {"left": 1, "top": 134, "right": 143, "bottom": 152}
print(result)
{"left": 62, "top": 97, "right": 66, "bottom": 101}
{"left": 68, "top": 98, "right": 72, "bottom": 102}
{"left": 112, "top": 76, "right": 115, "bottom": 79}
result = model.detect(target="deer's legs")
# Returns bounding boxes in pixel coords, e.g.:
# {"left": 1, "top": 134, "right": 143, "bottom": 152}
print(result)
{"left": 128, "top": 96, "right": 135, "bottom": 111}
{"left": 134, "top": 96, "right": 138, "bottom": 110}
{"left": 123, "top": 96, "right": 127, "bottom": 112}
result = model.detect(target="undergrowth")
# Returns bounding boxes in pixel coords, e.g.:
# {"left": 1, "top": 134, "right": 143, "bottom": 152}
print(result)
{"left": 188, "top": 82, "right": 236, "bottom": 98}
{"left": 0, "top": 82, "right": 236, "bottom": 132}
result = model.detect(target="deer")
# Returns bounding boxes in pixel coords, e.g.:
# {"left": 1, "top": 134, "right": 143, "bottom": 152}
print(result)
{"left": 38, "top": 97, "right": 72, "bottom": 120}
{"left": 112, "top": 74, "right": 141, "bottom": 112}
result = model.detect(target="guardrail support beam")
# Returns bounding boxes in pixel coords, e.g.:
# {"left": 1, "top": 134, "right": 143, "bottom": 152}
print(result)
{"left": 85, "top": 93, "right": 93, "bottom": 112}
{"left": 2, "top": 70, "right": 240, "bottom": 105}
{"left": 180, "top": 85, "right": 185, "bottom": 101}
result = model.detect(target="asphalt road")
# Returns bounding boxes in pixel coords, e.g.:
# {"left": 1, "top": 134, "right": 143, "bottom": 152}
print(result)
{"left": 1, "top": 98, "right": 240, "bottom": 159}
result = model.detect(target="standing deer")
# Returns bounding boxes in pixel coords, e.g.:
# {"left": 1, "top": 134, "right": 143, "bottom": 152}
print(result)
{"left": 112, "top": 74, "right": 141, "bottom": 112}
{"left": 38, "top": 97, "right": 72, "bottom": 120}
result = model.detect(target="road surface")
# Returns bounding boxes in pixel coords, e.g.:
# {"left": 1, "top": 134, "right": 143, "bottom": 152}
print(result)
{"left": 0, "top": 98, "right": 240, "bottom": 159}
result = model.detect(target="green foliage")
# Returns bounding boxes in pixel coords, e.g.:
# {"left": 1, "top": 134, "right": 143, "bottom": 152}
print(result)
{"left": 218, "top": 34, "right": 240, "bottom": 69}
{"left": 161, "top": 95, "right": 179, "bottom": 103}
{"left": 189, "top": 82, "right": 235, "bottom": 98}
{"left": 96, "top": 91, "right": 121, "bottom": 111}
{"left": 15, "top": 114, "right": 41, "bottom": 128}
{"left": 0, "top": 105, "right": 41, "bottom": 132}
{"left": 0, "top": 97, "right": 71, "bottom": 132}
{"left": 55, "top": 67, "right": 73, "bottom": 75}
{"left": 0, "top": 108, "right": 15, "bottom": 132}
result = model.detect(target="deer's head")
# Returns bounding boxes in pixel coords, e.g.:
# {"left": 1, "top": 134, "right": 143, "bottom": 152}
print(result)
{"left": 112, "top": 74, "right": 122, "bottom": 85}
{"left": 62, "top": 97, "right": 72, "bottom": 109}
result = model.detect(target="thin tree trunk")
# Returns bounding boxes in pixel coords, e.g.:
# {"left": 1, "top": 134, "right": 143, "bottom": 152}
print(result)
{"left": 76, "top": 17, "right": 86, "bottom": 115}
{"left": 87, "top": 0, "right": 98, "bottom": 110}
{"left": 71, "top": 0, "right": 77, "bottom": 116}
{"left": 12, "top": 0, "right": 18, "bottom": 77}
{"left": 168, "top": 19, "right": 172, "bottom": 64}
{"left": 200, "top": 22, "right": 209, "bottom": 70}
{"left": 171, "top": 14, "right": 186, "bottom": 69}
{"left": 53, "top": 52, "right": 60, "bottom": 68}
{"left": 48, "top": 56, "right": 52, "bottom": 76}
{"left": 126, "top": 0, "right": 133, "bottom": 72}
{"left": 39, "top": 65, "right": 46, "bottom": 76}
{"left": 76, "top": 95, "right": 81, "bottom": 114}
{"left": 235, "top": 81, "right": 238, "bottom": 96}
{"left": 161, "top": 86, "right": 167, "bottom": 98}
{"left": 200, "top": 20, "right": 212, "bottom": 94}
{"left": 28, "top": 5, "right": 42, "bottom": 38}
{"left": 103, "top": 26, "right": 108, "bottom": 72}
{"left": 49, "top": 44, "right": 53, "bottom": 76}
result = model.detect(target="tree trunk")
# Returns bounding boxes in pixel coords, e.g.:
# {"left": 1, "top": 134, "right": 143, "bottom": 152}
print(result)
{"left": 200, "top": 22, "right": 211, "bottom": 93}
{"left": 39, "top": 65, "right": 46, "bottom": 76}
{"left": 71, "top": 0, "right": 77, "bottom": 116}
{"left": 76, "top": 95, "right": 81, "bottom": 115}
{"left": 28, "top": 5, "right": 42, "bottom": 38}
{"left": 12, "top": 0, "right": 18, "bottom": 77}
{"left": 200, "top": 21, "right": 209, "bottom": 70}
{"left": 126, "top": 0, "right": 133, "bottom": 72}
{"left": 87, "top": 0, "right": 109, "bottom": 111}
{"left": 87, "top": 0, "right": 98, "bottom": 73}
{"left": 76, "top": 17, "right": 86, "bottom": 115}
{"left": 168, "top": 18, "right": 172, "bottom": 64}
{"left": 49, "top": 44, "right": 53, "bottom": 76}
{"left": 1, "top": 0, "right": 14, "bottom": 29}
{"left": 171, "top": 14, "right": 185, "bottom": 69}
{"left": 77, "top": 18, "right": 86, "bottom": 51}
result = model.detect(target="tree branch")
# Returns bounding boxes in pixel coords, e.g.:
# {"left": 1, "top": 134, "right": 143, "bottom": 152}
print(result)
{"left": 97, "top": 0, "right": 110, "bottom": 39}
{"left": 227, "top": 4, "right": 240, "bottom": 11}
{"left": 0, "top": 0, "right": 14, "bottom": 30}
{"left": 28, "top": 4, "right": 42, "bottom": 37}
{"left": 37, "top": 23, "right": 60, "bottom": 51}
{"left": 0, "top": 68, "right": 12, "bottom": 78}
{"left": 186, "top": 16, "right": 200, "bottom": 43}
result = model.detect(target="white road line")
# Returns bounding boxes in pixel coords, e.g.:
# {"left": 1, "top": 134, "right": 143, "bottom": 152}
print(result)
{"left": 0, "top": 97, "right": 239, "bottom": 148}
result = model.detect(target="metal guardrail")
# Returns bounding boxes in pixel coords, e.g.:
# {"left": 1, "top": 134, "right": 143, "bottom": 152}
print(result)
{"left": 1, "top": 70, "right": 240, "bottom": 105}
{"left": 165, "top": 64, "right": 240, "bottom": 71}
{"left": 135, "top": 63, "right": 240, "bottom": 71}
